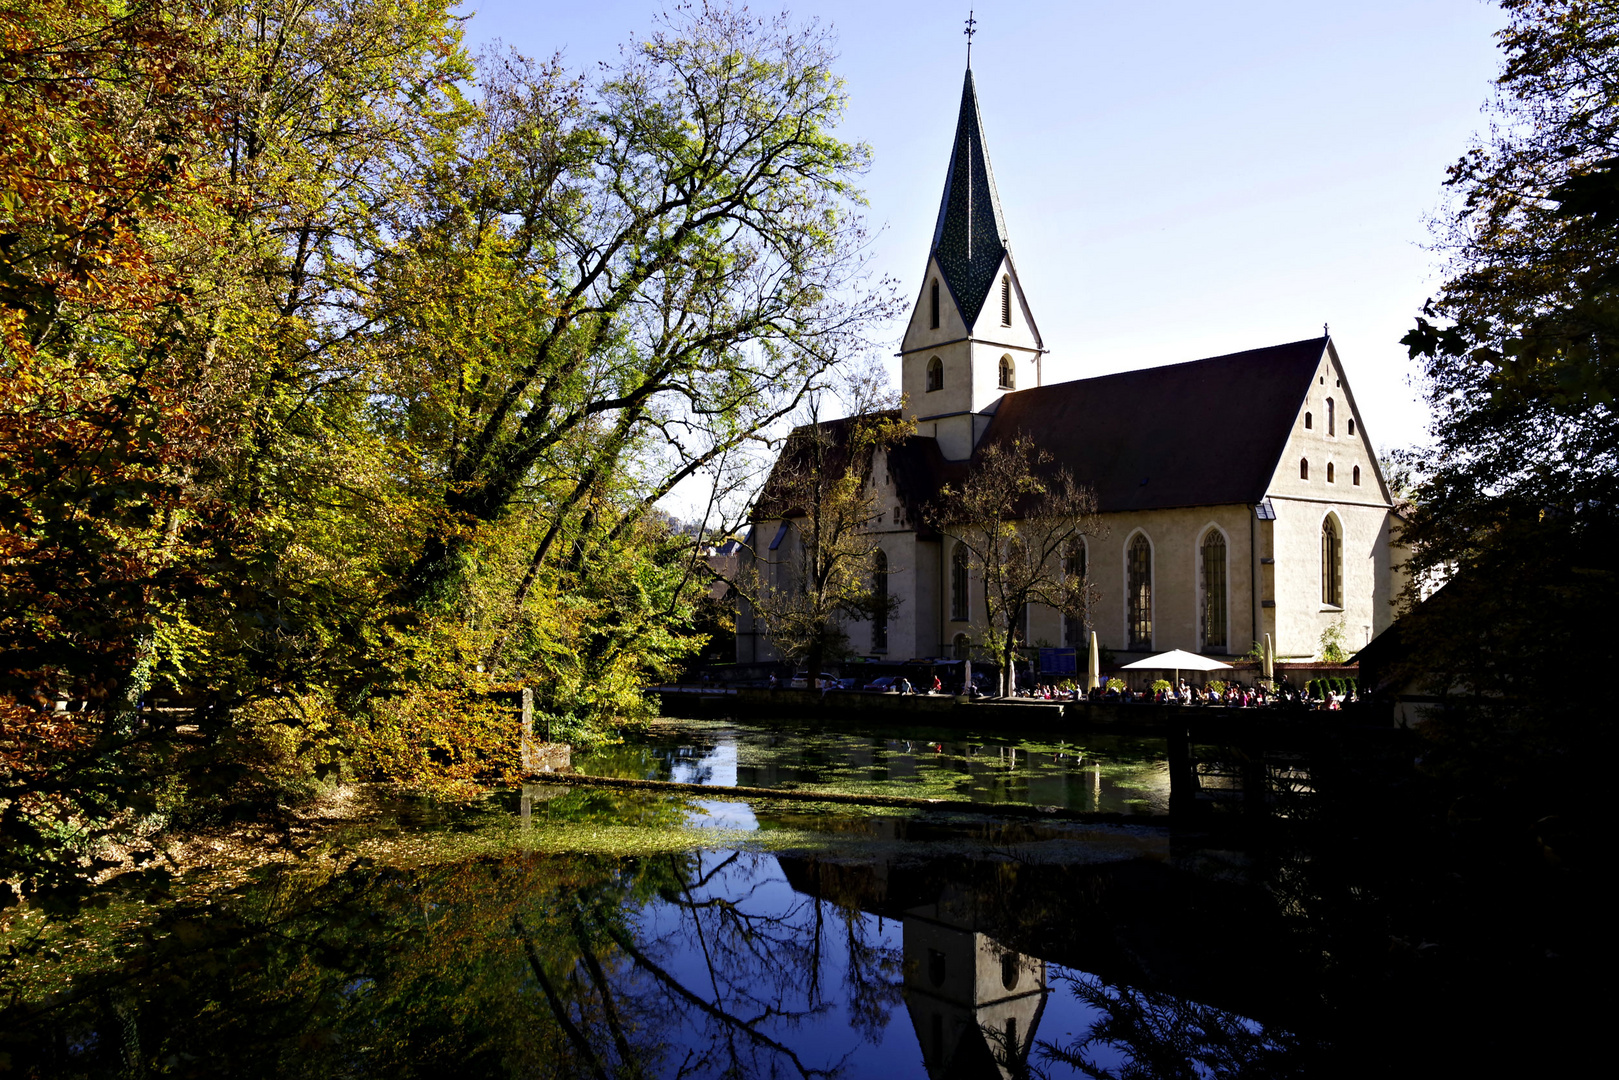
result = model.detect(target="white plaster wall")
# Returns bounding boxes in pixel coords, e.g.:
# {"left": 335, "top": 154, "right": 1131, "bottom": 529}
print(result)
{"left": 1261, "top": 341, "right": 1399, "bottom": 657}
{"left": 1268, "top": 497, "right": 1392, "bottom": 659}
{"left": 1075, "top": 505, "right": 1258, "bottom": 658}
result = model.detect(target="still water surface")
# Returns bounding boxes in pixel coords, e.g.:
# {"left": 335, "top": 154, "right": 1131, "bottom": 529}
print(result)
{"left": 6, "top": 718, "right": 1322, "bottom": 1078}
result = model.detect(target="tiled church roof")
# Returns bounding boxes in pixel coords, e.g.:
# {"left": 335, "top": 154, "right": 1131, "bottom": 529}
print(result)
{"left": 930, "top": 69, "right": 1010, "bottom": 328}
{"left": 980, "top": 337, "right": 1328, "bottom": 512}
{"left": 751, "top": 337, "right": 1327, "bottom": 525}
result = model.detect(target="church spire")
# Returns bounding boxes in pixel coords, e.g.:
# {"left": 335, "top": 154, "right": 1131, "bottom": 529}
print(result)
{"left": 930, "top": 67, "right": 1011, "bottom": 328}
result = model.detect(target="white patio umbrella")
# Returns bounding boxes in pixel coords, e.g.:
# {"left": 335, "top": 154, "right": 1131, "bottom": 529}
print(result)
{"left": 1087, "top": 631, "right": 1100, "bottom": 691}
{"left": 1120, "top": 648, "right": 1233, "bottom": 687}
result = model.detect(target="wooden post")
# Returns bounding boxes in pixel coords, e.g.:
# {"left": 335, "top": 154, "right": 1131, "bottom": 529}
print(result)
{"left": 1167, "top": 723, "right": 1197, "bottom": 820}
{"left": 520, "top": 686, "right": 535, "bottom": 773}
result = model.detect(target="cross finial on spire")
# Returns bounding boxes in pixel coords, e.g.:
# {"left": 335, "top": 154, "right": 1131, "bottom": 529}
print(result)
{"left": 1323, "top": 321, "right": 1330, "bottom": 338}
{"left": 964, "top": 10, "right": 977, "bottom": 68}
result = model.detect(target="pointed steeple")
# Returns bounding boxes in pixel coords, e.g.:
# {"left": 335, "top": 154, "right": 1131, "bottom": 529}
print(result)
{"left": 930, "top": 68, "right": 1011, "bottom": 328}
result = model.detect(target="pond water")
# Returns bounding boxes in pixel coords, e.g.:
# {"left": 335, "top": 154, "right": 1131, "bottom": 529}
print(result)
{"left": 574, "top": 717, "right": 1172, "bottom": 816}
{"left": 0, "top": 716, "right": 1582, "bottom": 1077}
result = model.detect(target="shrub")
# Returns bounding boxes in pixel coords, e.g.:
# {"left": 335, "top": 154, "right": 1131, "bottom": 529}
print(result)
{"left": 1207, "top": 680, "right": 1227, "bottom": 695}
{"left": 1106, "top": 677, "right": 1125, "bottom": 692}
{"left": 1151, "top": 679, "right": 1171, "bottom": 692}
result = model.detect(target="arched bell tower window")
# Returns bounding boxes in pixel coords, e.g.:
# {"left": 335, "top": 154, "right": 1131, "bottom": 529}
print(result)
{"left": 1353, "top": 465, "right": 1361, "bottom": 486}
{"left": 1327, "top": 462, "right": 1335, "bottom": 483}
{"left": 950, "top": 544, "right": 969, "bottom": 621}
{"left": 1000, "top": 275, "right": 1012, "bottom": 326}
{"left": 998, "top": 355, "right": 1015, "bottom": 390}
{"left": 926, "top": 356, "right": 943, "bottom": 392}
{"left": 929, "top": 279, "right": 940, "bottom": 330}
{"left": 1300, "top": 458, "right": 1309, "bottom": 480}
{"left": 1327, "top": 397, "right": 1336, "bottom": 435}
{"left": 872, "top": 549, "right": 889, "bottom": 652}
{"left": 1305, "top": 411, "right": 1313, "bottom": 429}
{"left": 1200, "top": 529, "right": 1228, "bottom": 650}
{"left": 1127, "top": 533, "right": 1153, "bottom": 650}
{"left": 1321, "top": 515, "right": 1343, "bottom": 607}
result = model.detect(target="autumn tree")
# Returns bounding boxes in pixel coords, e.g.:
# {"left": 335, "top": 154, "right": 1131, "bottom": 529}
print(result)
{"left": 739, "top": 371, "right": 912, "bottom": 681}
{"left": 928, "top": 436, "right": 1102, "bottom": 696}
{"left": 1395, "top": 0, "right": 1619, "bottom": 819}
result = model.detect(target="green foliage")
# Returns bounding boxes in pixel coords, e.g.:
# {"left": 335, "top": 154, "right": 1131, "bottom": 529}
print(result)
{"left": 1150, "top": 679, "right": 1171, "bottom": 693}
{"left": 1397, "top": 0, "right": 1619, "bottom": 820}
{"left": 1106, "top": 677, "right": 1125, "bottom": 692}
{"left": 0, "top": 0, "right": 891, "bottom": 913}
{"left": 1318, "top": 619, "right": 1349, "bottom": 664}
{"left": 1207, "top": 680, "right": 1226, "bottom": 696}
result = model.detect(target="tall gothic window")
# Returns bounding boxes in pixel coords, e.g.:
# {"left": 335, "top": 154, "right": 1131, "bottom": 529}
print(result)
{"left": 926, "top": 355, "right": 943, "bottom": 392}
{"left": 951, "top": 544, "right": 969, "bottom": 621}
{"left": 1127, "top": 534, "right": 1153, "bottom": 650}
{"left": 871, "top": 549, "right": 889, "bottom": 652}
{"left": 1200, "top": 530, "right": 1227, "bottom": 650}
{"left": 1321, "top": 515, "right": 1343, "bottom": 607}
{"left": 930, "top": 279, "right": 940, "bottom": 329}
{"left": 1063, "top": 538, "right": 1087, "bottom": 646}
{"left": 1001, "top": 275, "right": 1012, "bottom": 325}
{"left": 1327, "top": 397, "right": 1335, "bottom": 435}
{"left": 998, "top": 355, "right": 1015, "bottom": 390}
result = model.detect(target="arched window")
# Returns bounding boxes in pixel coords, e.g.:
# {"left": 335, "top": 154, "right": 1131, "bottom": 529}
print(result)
{"left": 872, "top": 549, "right": 888, "bottom": 652}
{"left": 1063, "top": 538, "right": 1087, "bottom": 646}
{"left": 926, "top": 355, "right": 943, "bottom": 392}
{"left": 1305, "top": 411, "right": 1313, "bottom": 429}
{"left": 1353, "top": 465, "right": 1361, "bottom": 486}
{"left": 1200, "top": 529, "right": 1227, "bottom": 650}
{"left": 998, "top": 355, "right": 1015, "bottom": 390}
{"left": 951, "top": 544, "right": 969, "bottom": 621}
{"left": 929, "top": 279, "right": 940, "bottom": 329}
{"left": 1327, "top": 462, "right": 1335, "bottom": 483}
{"left": 1001, "top": 275, "right": 1012, "bottom": 325}
{"left": 1300, "top": 458, "right": 1309, "bottom": 480}
{"left": 1127, "top": 534, "right": 1152, "bottom": 650}
{"left": 952, "top": 633, "right": 971, "bottom": 661}
{"left": 1321, "top": 515, "right": 1343, "bottom": 607}
{"left": 1348, "top": 418, "right": 1356, "bottom": 436}
{"left": 1327, "top": 398, "right": 1336, "bottom": 435}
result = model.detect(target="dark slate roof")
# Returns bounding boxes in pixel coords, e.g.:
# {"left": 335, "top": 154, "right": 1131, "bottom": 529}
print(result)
{"left": 930, "top": 69, "right": 1010, "bottom": 328}
{"left": 751, "top": 413, "right": 964, "bottom": 528}
{"left": 977, "top": 337, "right": 1329, "bottom": 512}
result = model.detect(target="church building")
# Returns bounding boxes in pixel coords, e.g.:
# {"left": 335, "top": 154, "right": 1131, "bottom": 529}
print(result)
{"left": 736, "top": 67, "right": 1404, "bottom": 668}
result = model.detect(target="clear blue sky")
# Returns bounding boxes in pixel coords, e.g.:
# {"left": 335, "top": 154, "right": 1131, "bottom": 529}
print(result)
{"left": 457, "top": 0, "right": 1507, "bottom": 466}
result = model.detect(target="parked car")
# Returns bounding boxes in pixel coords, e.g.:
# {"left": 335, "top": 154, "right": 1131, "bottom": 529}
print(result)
{"left": 863, "top": 676, "right": 900, "bottom": 693}
{"left": 789, "top": 672, "right": 839, "bottom": 689}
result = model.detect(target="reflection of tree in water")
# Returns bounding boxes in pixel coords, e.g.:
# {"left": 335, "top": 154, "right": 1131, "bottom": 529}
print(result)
{"left": 2, "top": 846, "right": 905, "bottom": 1079}
{"left": 1030, "top": 972, "right": 1307, "bottom": 1080}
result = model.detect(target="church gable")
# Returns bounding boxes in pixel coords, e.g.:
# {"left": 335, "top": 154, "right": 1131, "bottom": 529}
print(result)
{"left": 1267, "top": 340, "right": 1393, "bottom": 505}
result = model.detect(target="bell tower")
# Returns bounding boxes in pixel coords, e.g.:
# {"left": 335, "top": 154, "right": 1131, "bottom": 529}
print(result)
{"left": 900, "top": 67, "right": 1045, "bottom": 460}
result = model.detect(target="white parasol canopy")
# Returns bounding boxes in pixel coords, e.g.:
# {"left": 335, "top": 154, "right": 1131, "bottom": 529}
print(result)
{"left": 1087, "top": 631, "right": 1101, "bottom": 691}
{"left": 1120, "top": 649, "right": 1233, "bottom": 686}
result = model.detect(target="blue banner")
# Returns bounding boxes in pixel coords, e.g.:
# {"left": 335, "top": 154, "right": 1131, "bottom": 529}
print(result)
{"left": 1039, "top": 648, "right": 1077, "bottom": 674}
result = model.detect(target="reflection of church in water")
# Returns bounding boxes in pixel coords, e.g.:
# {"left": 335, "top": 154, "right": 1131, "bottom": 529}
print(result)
{"left": 902, "top": 885, "right": 1047, "bottom": 1079}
